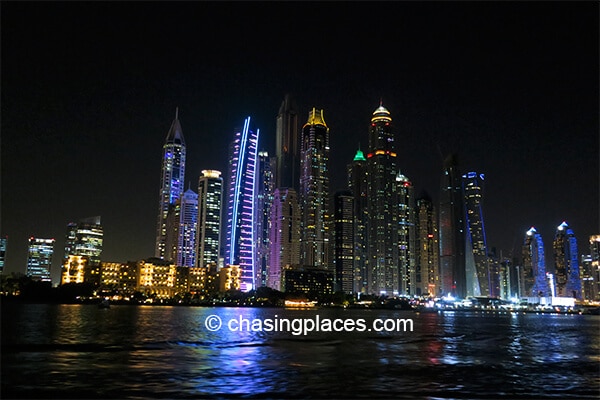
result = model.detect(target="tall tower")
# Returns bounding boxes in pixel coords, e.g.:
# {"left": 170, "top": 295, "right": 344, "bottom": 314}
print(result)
{"left": 27, "top": 237, "right": 55, "bottom": 282}
{"left": 299, "top": 108, "right": 330, "bottom": 268}
{"left": 522, "top": 227, "right": 549, "bottom": 297}
{"left": 275, "top": 94, "right": 300, "bottom": 191}
{"left": 268, "top": 188, "right": 301, "bottom": 291}
{"left": 396, "top": 171, "right": 416, "bottom": 295}
{"left": 366, "top": 103, "right": 399, "bottom": 295}
{"left": 415, "top": 192, "right": 439, "bottom": 296}
{"left": 256, "top": 151, "right": 275, "bottom": 288}
{"left": 225, "top": 117, "right": 260, "bottom": 291}
{"left": 462, "top": 171, "right": 492, "bottom": 297}
{"left": 177, "top": 188, "right": 198, "bottom": 267}
{"left": 64, "top": 216, "right": 103, "bottom": 265}
{"left": 197, "top": 170, "right": 223, "bottom": 268}
{"left": 553, "top": 221, "right": 582, "bottom": 298}
{"left": 347, "top": 148, "right": 368, "bottom": 293}
{"left": 333, "top": 191, "right": 354, "bottom": 293}
{"left": 156, "top": 108, "right": 186, "bottom": 259}
{"left": 438, "top": 154, "right": 466, "bottom": 298}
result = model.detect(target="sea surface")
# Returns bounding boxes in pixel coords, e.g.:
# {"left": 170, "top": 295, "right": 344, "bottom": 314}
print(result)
{"left": 2, "top": 303, "right": 599, "bottom": 399}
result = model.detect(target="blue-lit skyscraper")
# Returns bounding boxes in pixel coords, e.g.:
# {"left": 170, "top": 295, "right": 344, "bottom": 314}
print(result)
{"left": 523, "top": 227, "right": 549, "bottom": 297}
{"left": 156, "top": 108, "right": 186, "bottom": 259}
{"left": 177, "top": 188, "right": 198, "bottom": 267}
{"left": 27, "top": 237, "right": 55, "bottom": 282}
{"left": 225, "top": 117, "right": 259, "bottom": 291}
{"left": 462, "top": 172, "right": 494, "bottom": 297}
{"left": 553, "top": 221, "right": 582, "bottom": 298}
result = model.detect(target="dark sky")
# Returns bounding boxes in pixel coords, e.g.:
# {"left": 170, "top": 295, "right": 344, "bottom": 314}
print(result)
{"left": 2, "top": 2, "right": 598, "bottom": 284}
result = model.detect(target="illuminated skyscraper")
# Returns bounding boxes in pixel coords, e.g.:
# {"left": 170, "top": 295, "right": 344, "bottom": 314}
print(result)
{"left": 156, "top": 108, "right": 186, "bottom": 259}
{"left": 27, "top": 237, "right": 55, "bottom": 282}
{"left": 396, "top": 171, "right": 416, "bottom": 294}
{"left": 522, "top": 227, "right": 549, "bottom": 297}
{"left": 347, "top": 148, "right": 368, "bottom": 293}
{"left": 256, "top": 151, "right": 275, "bottom": 287}
{"left": 462, "top": 171, "right": 494, "bottom": 297}
{"left": 333, "top": 191, "right": 354, "bottom": 293}
{"left": 415, "top": 192, "right": 439, "bottom": 296}
{"left": 177, "top": 188, "right": 198, "bottom": 267}
{"left": 366, "top": 103, "right": 399, "bottom": 295}
{"left": 268, "top": 188, "right": 301, "bottom": 291}
{"left": 275, "top": 94, "right": 300, "bottom": 191}
{"left": 0, "top": 236, "right": 6, "bottom": 274}
{"left": 299, "top": 108, "right": 330, "bottom": 268}
{"left": 197, "top": 170, "right": 223, "bottom": 268}
{"left": 553, "top": 221, "right": 582, "bottom": 298}
{"left": 438, "top": 154, "right": 466, "bottom": 298}
{"left": 225, "top": 117, "right": 259, "bottom": 291}
{"left": 64, "top": 216, "right": 103, "bottom": 265}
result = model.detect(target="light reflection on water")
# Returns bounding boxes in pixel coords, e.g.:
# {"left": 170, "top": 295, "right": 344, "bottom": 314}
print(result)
{"left": 2, "top": 304, "right": 599, "bottom": 399}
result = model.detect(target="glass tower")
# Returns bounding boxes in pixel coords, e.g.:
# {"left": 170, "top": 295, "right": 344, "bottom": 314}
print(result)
{"left": 553, "top": 221, "right": 582, "bottom": 298}
{"left": 299, "top": 108, "right": 330, "bottom": 268}
{"left": 366, "top": 103, "right": 399, "bottom": 295}
{"left": 439, "top": 154, "right": 466, "bottom": 298}
{"left": 177, "top": 188, "right": 198, "bottom": 267}
{"left": 156, "top": 108, "right": 186, "bottom": 259}
{"left": 415, "top": 192, "right": 439, "bottom": 296}
{"left": 197, "top": 170, "right": 223, "bottom": 268}
{"left": 275, "top": 94, "right": 300, "bottom": 192}
{"left": 347, "top": 148, "right": 368, "bottom": 294}
{"left": 522, "top": 227, "right": 549, "bottom": 297}
{"left": 396, "top": 171, "right": 416, "bottom": 295}
{"left": 27, "top": 237, "right": 55, "bottom": 282}
{"left": 462, "top": 171, "right": 492, "bottom": 297}
{"left": 255, "top": 151, "right": 275, "bottom": 288}
{"left": 64, "top": 216, "right": 103, "bottom": 265}
{"left": 333, "top": 191, "right": 354, "bottom": 293}
{"left": 225, "top": 117, "right": 259, "bottom": 291}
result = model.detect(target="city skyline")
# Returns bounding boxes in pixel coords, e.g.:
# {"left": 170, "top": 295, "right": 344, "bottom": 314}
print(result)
{"left": 2, "top": 2, "right": 598, "bottom": 284}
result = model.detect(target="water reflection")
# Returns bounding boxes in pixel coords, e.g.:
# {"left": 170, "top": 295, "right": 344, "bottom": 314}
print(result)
{"left": 2, "top": 304, "right": 599, "bottom": 399}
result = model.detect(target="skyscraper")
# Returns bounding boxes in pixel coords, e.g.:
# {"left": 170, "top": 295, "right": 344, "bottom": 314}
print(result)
{"left": 366, "top": 103, "right": 399, "bottom": 295}
{"left": 255, "top": 151, "right": 275, "bottom": 288}
{"left": 347, "top": 148, "right": 368, "bottom": 293}
{"left": 553, "top": 221, "right": 582, "bottom": 298}
{"left": 197, "top": 170, "right": 223, "bottom": 268}
{"left": 177, "top": 188, "right": 198, "bottom": 267}
{"left": 522, "top": 227, "right": 549, "bottom": 297}
{"left": 225, "top": 117, "right": 259, "bottom": 291}
{"left": 333, "top": 191, "right": 354, "bottom": 293}
{"left": 415, "top": 192, "right": 439, "bottom": 296}
{"left": 299, "top": 108, "right": 330, "bottom": 268}
{"left": 64, "top": 216, "right": 103, "bottom": 265}
{"left": 27, "top": 237, "right": 55, "bottom": 282}
{"left": 275, "top": 94, "right": 300, "bottom": 191}
{"left": 462, "top": 171, "right": 492, "bottom": 297}
{"left": 156, "top": 108, "right": 186, "bottom": 259}
{"left": 438, "top": 154, "right": 466, "bottom": 298}
{"left": 0, "top": 236, "right": 6, "bottom": 275}
{"left": 396, "top": 171, "right": 416, "bottom": 295}
{"left": 268, "top": 188, "right": 301, "bottom": 291}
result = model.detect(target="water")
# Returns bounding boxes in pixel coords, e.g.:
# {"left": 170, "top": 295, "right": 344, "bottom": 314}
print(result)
{"left": 2, "top": 303, "right": 599, "bottom": 399}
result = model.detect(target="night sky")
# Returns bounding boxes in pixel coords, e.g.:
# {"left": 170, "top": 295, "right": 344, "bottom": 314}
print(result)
{"left": 2, "top": 2, "right": 598, "bottom": 284}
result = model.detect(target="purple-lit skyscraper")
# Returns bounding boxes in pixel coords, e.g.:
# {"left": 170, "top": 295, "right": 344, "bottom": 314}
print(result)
{"left": 155, "top": 108, "right": 186, "bottom": 259}
{"left": 553, "top": 221, "right": 582, "bottom": 298}
{"left": 225, "top": 117, "right": 259, "bottom": 291}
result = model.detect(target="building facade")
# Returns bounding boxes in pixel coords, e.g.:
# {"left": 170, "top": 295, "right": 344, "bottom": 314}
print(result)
{"left": 197, "top": 170, "right": 223, "bottom": 268}
{"left": 522, "top": 227, "right": 549, "bottom": 297}
{"left": 396, "top": 171, "right": 416, "bottom": 295}
{"left": 275, "top": 94, "right": 301, "bottom": 192}
{"left": 27, "top": 237, "right": 55, "bottom": 282}
{"left": 255, "top": 151, "right": 275, "bottom": 288}
{"left": 333, "top": 191, "right": 354, "bottom": 293}
{"left": 415, "top": 193, "right": 439, "bottom": 296}
{"left": 299, "top": 108, "right": 330, "bottom": 269}
{"left": 347, "top": 148, "right": 368, "bottom": 294}
{"left": 225, "top": 117, "right": 260, "bottom": 291}
{"left": 155, "top": 108, "right": 186, "bottom": 259}
{"left": 366, "top": 104, "right": 399, "bottom": 295}
{"left": 553, "top": 222, "right": 582, "bottom": 298}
